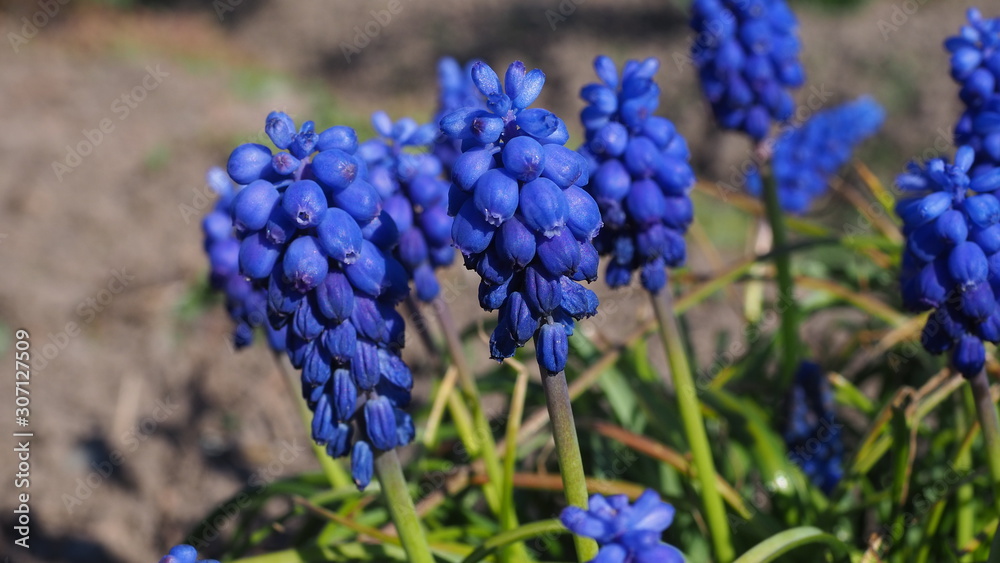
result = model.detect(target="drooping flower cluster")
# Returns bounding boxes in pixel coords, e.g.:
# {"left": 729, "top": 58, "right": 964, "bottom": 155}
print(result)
{"left": 360, "top": 111, "right": 454, "bottom": 302}
{"left": 578, "top": 55, "right": 695, "bottom": 293}
{"left": 949, "top": 8, "right": 1000, "bottom": 178}
{"left": 202, "top": 167, "right": 286, "bottom": 352}
{"left": 783, "top": 362, "right": 843, "bottom": 495}
{"left": 225, "top": 112, "right": 415, "bottom": 488}
{"left": 690, "top": 0, "right": 806, "bottom": 141}
{"left": 745, "top": 96, "right": 885, "bottom": 214}
{"left": 434, "top": 57, "right": 484, "bottom": 173}
{"left": 158, "top": 545, "right": 218, "bottom": 563}
{"left": 897, "top": 146, "right": 1000, "bottom": 376}
{"left": 560, "top": 490, "right": 684, "bottom": 563}
{"left": 440, "top": 60, "right": 602, "bottom": 374}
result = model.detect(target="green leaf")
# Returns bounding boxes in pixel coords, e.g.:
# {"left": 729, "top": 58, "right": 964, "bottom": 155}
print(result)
{"left": 732, "top": 527, "right": 850, "bottom": 563}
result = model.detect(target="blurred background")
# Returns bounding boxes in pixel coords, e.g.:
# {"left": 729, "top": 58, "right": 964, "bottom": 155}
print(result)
{"left": 0, "top": 0, "right": 981, "bottom": 560}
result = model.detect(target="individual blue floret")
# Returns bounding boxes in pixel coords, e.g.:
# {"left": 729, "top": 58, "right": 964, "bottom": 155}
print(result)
{"left": 440, "top": 60, "right": 602, "bottom": 374}
{"left": 359, "top": 111, "right": 455, "bottom": 302}
{"left": 224, "top": 112, "right": 416, "bottom": 489}
{"left": 560, "top": 490, "right": 684, "bottom": 563}
{"left": 578, "top": 55, "right": 695, "bottom": 294}
{"left": 897, "top": 145, "right": 1000, "bottom": 376}
{"left": 691, "top": 0, "right": 806, "bottom": 141}
{"left": 745, "top": 96, "right": 885, "bottom": 213}
{"left": 783, "top": 362, "right": 844, "bottom": 495}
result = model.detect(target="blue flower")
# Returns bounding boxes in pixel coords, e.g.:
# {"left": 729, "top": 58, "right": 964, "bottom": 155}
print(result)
{"left": 202, "top": 167, "right": 286, "bottom": 351}
{"left": 359, "top": 112, "right": 454, "bottom": 302}
{"left": 434, "top": 57, "right": 485, "bottom": 173}
{"left": 223, "top": 112, "right": 415, "bottom": 489}
{"left": 691, "top": 0, "right": 806, "bottom": 140}
{"left": 560, "top": 490, "right": 684, "bottom": 563}
{"left": 579, "top": 55, "right": 695, "bottom": 294}
{"left": 746, "top": 96, "right": 885, "bottom": 213}
{"left": 783, "top": 362, "right": 843, "bottom": 495}
{"left": 897, "top": 145, "right": 1000, "bottom": 376}
{"left": 158, "top": 544, "right": 219, "bottom": 563}
{"left": 440, "top": 60, "right": 601, "bottom": 374}
{"left": 948, "top": 8, "right": 1000, "bottom": 178}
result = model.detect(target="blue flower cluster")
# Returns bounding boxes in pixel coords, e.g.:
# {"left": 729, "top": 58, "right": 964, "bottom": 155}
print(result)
{"left": 434, "top": 57, "right": 484, "bottom": 173}
{"left": 746, "top": 96, "right": 885, "bottom": 214}
{"left": 897, "top": 146, "right": 1000, "bottom": 376}
{"left": 578, "top": 55, "right": 695, "bottom": 294}
{"left": 691, "top": 0, "right": 806, "bottom": 140}
{"left": 360, "top": 111, "right": 455, "bottom": 302}
{"left": 202, "top": 167, "right": 286, "bottom": 352}
{"left": 783, "top": 362, "right": 843, "bottom": 495}
{"left": 949, "top": 8, "right": 1000, "bottom": 178}
{"left": 560, "top": 490, "right": 684, "bottom": 563}
{"left": 440, "top": 60, "right": 602, "bottom": 374}
{"left": 225, "top": 111, "right": 415, "bottom": 489}
{"left": 158, "top": 544, "right": 218, "bottom": 563}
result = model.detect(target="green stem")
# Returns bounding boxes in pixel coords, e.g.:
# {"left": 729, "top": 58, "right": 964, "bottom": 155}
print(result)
{"left": 432, "top": 297, "right": 527, "bottom": 562}
{"left": 761, "top": 170, "right": 799, "bottom": 388}
{"left": 970, "top": 369, "right": 1000, "bottom": 513}
{"left": 540, "top": 369, "right": 598, "bottom": 562}
{"left": 373, "top": 449, "right": 435, "bottom": 563}
{"left": 652, "top": 290, "right": 735, "bottom": 563}
{"left": 957, "top": 389, "right": 975, "bottom": 562}
{"left": 500, "top": 368, "right": 530, "bottom": 559}
{"left": 432, "top": 297, "right": 504, "bottom": 511}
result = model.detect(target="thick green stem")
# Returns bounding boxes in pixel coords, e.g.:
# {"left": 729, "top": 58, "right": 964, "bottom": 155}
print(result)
{"left": 761, "top": 170, "right": 799, "bottom": 388}
{"left": 540, "top": 369, "right": 599, "bottom": 562}
{"left": 970, "top": 369, "right": 1000, "bottom": 513}
{"left": 652, "top": 290, "right": 735, "bottom": 563}
{"left": 373, "top": 449, "right": 435, "bottom": 563}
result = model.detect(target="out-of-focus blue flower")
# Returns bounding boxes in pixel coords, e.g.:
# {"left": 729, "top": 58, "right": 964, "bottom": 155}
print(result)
{"left": 579, "top": 55, "right": 695, "bottom": 294}
{"left": 434, "top": 57, "right": 485, "bottom": 173}
{"left": 202, "top": 167, "right": 286, "bottom": 351}
{"left": 745, "top": 96, "right": 885, "bottom": 214}
{"left": 948, "top": 8, "right": 1000, "bottom": 178}
{"left": 222, "top": 112, "right": 416, "bottom": 489}
{"left": 440, "top": 60, "right": 601, "bottom": 374}
{"left": 560, "top": 490, "right": 684, "bottom": 563}
{"left": 691, "top": 0, "right": 806, "bottom": 140}
{"left": 783, "top": 362, "right": 843, "bottom": 495}
{"left": 158, "top": 545, "right": 219, "bottom": 563}
{"left": 359, "top": 112, "right": 454, "bottom": 302}
{"left": 897, "top": 145, "right": 1000, "bottom": 377}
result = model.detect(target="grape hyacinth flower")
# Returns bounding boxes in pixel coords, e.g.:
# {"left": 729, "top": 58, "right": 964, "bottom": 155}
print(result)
{"left": 948, "top": 8, "right": 1000, "bottom": 177}
{"left": 691, "top": 0, "right": 806, "bottom": 141}
{"left": 897, "top": 145, "right": 1000, "bottom": 376}
{"left": 202, "top": 167, "right": 287, "bottom": 352}
{"left": 359, "top": 111, "right": 455, "bottom": 302}
{"left": 560, "top": 490, "right": 684, "bottom": 563}
{"left": 158, "top": 545, "right": 219, "bottom": 563}
{"left": 434, "top": 57, "right": 485, "bottom": 173}
{"left": 440, "top": 60, "right": 602, "bottom": 374}
{"left": 783, "top": 362, "right": 843, "bottom": 494}
{"left": 745, "top": 96, "right": 885, "bottom": 213}
{"left": 578, "top": 55, "right": 695, "bottom": 293}
{"left": 225, "top": 112, "right": 414, "bottom": 489}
